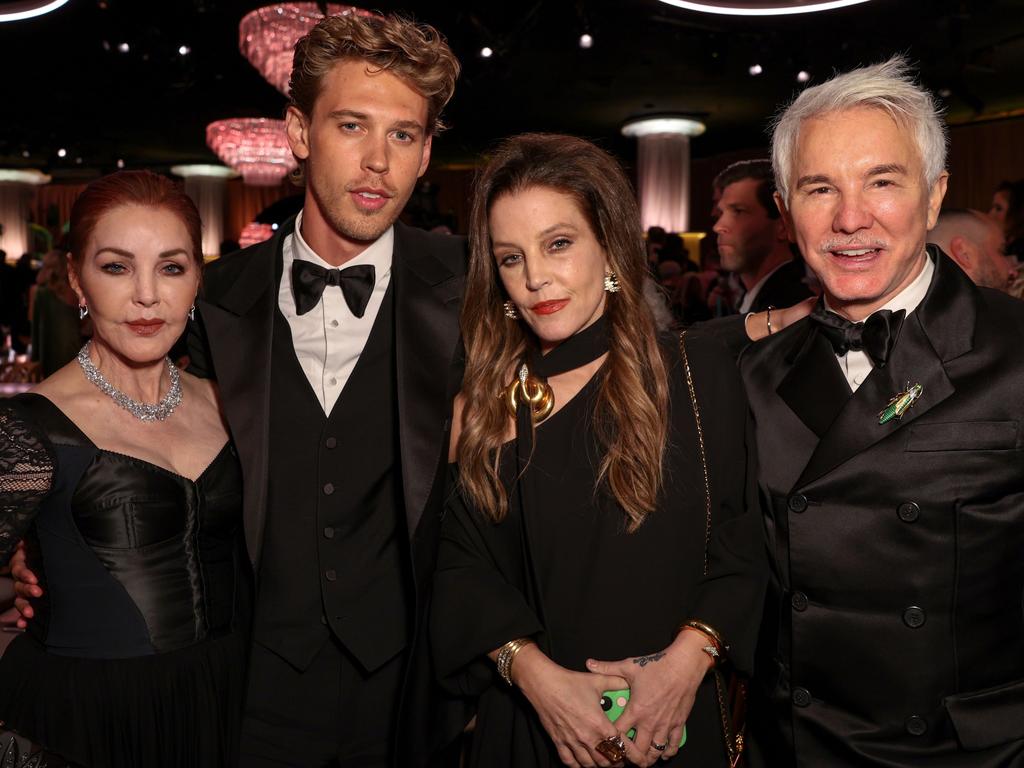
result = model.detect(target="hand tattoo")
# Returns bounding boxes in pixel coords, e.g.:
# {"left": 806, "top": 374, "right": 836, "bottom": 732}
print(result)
{"left": 632, "top": 652, "right": 665, "bottom": 668}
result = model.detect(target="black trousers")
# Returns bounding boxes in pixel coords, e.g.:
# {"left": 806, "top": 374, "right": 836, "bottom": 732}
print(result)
{"left": 240, "top": 636, "right": 405, "bottom": 768}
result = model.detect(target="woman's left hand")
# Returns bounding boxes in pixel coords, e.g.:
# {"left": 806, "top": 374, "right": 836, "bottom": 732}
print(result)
{"left": 585, "top": 630, "right": 713, "bottom": 767}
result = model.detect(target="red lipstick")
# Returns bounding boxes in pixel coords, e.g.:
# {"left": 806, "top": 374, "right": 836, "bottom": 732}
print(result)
{"left": 126, "top": 319, "right": 165, "bottom": 336}
{"left": 532, "top": 299, "right": 569, "bottom": 315}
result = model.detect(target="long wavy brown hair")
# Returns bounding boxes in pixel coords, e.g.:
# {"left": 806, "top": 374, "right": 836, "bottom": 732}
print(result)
{"left": 458, "top": 133, "right": 669, "bottom": 532}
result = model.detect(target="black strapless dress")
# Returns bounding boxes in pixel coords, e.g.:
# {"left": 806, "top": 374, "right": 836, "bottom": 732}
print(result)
{"left": 0, "top": 393, "right": 251, "bottom": 768}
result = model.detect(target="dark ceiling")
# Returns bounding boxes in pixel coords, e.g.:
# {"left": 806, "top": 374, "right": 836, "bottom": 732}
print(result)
{"left": 3, "top": 0, "right": 1024, "bottom": 180}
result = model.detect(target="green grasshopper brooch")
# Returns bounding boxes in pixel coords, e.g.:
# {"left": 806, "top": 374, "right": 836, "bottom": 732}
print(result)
{"left": 878, "top": 383, "right": 923, "bottom": 425}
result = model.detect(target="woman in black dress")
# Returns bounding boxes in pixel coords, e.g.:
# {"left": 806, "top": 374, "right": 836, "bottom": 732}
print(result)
{"left": 431, "top": 134, "right": 766, "bottom": 768}
{"left": 0, "top": 171, "right": 248, "bottom": 767}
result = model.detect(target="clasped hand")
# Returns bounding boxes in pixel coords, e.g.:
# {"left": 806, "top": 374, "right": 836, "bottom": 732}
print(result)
{"left": 513, "top": 644, "right": 629, "bottom": 768}
{"left": 584, "top": 630, "right": 713, "bottom": 767}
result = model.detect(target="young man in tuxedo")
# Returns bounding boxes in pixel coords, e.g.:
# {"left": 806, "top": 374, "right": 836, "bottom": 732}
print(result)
{"left": 193, "top": 14, "right": 463, "bottom": 768}
{"left": 723, "top": 57, "right": 1024, "bottom": 765}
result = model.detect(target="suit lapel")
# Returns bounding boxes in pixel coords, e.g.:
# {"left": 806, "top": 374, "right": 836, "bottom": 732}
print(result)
{"left": 776, "top": 324, "right": 851, "bottom": 438}
{"left": 794, "top": 249, "right": 974, "bottom": 489}
{"left": 197, "top": 222, "right": 289, "bottom": 566}
{"left": 393, "top": 223, "right": 464, "bottom": 539}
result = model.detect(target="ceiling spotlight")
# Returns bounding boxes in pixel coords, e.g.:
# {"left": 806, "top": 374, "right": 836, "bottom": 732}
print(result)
{"left": 749, "top": 64, "right": 763, "bottom": 76}
{"left": 579, "top": 33, "right": 593, "bottom": 49}
{"left": 101, "top": 40, "right": 110, "bottom": 51}
{"left": 938, "top": 87, "right": 952, "bottom": 98}
{"left": 21, "top": 150, "right": 29, "bottom": 158}
{"left": 655, "top": 0, "right": 872, "bottom": 16}
{"left": 178, "top": 44, "right": 191, "bottom": 56}
{"left": 480, "top": 46, "right": 494, "bottom": 58}
{"left": 796, "top": 70, "right": 811, "bottom": 83}
{"left": 116, "top": 159, "right": 125, "bottom": 169}
{"left": 271, "top": 223, "right": 280, "bottom": 230}
{"left": 57, "top": 148, "right": 67, "bottom": 158}
{"left": 118, "top": 42, "right": 130, "bottom": 53}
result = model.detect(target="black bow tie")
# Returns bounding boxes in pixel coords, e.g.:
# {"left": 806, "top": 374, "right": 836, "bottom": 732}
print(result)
{"left": 291, "top": 260, "right": 375, "bottom": 317}
{"left": 809, "top": 304, "right": 906, "bottom": 368}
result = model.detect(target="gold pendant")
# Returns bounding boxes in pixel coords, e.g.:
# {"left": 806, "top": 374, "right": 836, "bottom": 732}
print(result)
{"left": 501, "top": 363, "right": 554, "bottom": 424}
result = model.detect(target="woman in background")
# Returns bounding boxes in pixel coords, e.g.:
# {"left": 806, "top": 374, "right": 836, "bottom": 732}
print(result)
{"left": 432, "top": 134, "right": 766, "bottom": 768}
{"left": 988, "top": 179, "right": 1024, "bottom": 262}
{"left": 30, "top": 249, "right": 84, "bottom": 377}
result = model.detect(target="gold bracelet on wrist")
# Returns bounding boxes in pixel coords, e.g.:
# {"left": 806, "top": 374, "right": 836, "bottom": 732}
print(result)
{"left": 766, "top": 305, "right": 776, "bottom": 336}
{"left": 495, "top": 637, "right": 535, "bottom": 686}
{"left": 679, "top": 619, "right": 727, "bottom": 666}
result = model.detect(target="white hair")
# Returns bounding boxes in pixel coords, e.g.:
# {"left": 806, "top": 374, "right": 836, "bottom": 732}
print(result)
{"left": 771, "top": 56, "right": 948, "bottom": 204}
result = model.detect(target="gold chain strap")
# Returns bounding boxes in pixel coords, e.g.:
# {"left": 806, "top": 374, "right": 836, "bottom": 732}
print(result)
{"left": 678, "top": 330, "right": 746, "bottom": 768}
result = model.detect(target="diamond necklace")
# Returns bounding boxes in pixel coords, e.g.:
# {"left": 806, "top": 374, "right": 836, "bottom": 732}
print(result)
{"left": 76, "top": 342, "right": 182, "bottom": 421}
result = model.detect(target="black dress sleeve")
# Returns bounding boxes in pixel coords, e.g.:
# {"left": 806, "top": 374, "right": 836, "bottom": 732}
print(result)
{"left": 0, "top": 402, "right": 55, "bottom": 566}
{"left": 430, "top": 467, "right": 544, "bottom": 697}
{"left": 674, "top": 327, "right": 767, "bottom": 675}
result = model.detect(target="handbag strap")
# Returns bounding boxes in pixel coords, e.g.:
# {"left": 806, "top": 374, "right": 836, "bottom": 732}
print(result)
{"left": 677, "top": 330, "right": 747, "bottom": 768}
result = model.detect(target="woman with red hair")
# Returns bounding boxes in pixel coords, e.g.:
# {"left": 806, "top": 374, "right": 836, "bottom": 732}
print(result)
{"left": 0, "top": 171, "right": 247, "bottom": 767}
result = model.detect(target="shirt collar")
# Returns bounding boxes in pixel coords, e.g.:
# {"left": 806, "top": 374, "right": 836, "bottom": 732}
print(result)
{"left": 291, "top": 209, "right": 394, "bottom": 275}
{"left": 738, "top": 258, "right": 795, "bottom": 314}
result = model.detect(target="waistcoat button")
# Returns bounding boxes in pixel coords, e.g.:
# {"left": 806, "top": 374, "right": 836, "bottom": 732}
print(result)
{"left": 903, "top": 606, "right": 926, "bottom": 628}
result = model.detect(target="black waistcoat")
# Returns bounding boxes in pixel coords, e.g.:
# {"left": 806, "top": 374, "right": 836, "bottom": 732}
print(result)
{"left": 254, "top": 283, "right": 411, "bottom": 674}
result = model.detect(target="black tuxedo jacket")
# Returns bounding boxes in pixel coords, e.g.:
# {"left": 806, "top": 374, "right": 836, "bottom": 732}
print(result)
{"left": 745, "top": 257, "right": 814, "bottom": 314}
{"left": 187, "top": 215, "right": 467, "bottom": 767}
{"left": 721, "top": 248, "right": 1024, "bottom": 766}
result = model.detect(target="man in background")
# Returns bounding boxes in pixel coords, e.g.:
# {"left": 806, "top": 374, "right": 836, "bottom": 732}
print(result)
{"left": 713, "top": 159, "right": 814, "bottom": 313}
{"left": 929, "top": 208, "right": 1018, "bottom": 292}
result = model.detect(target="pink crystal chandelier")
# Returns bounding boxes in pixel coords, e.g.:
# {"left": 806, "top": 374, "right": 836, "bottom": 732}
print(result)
{"left": 205, "top": 118, "right": 298, "bottom": 186}
{"left": 239, "top": 3, "right": 376, "bottom": 95}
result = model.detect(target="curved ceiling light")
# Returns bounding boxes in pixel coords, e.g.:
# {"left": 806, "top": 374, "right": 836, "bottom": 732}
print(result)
{"left": 621, "top": 116, "right": 706, "bottom": 138}
{"left": 655, "top": 0, "right": 871, "bottom": 16}
{"left": 0, "top": 0, "right": 70, "bottom": 23}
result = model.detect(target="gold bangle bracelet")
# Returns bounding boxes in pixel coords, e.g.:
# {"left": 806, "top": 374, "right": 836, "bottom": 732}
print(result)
{"left": 496, "top": 637, "right": 535, "bottom": 686}
{"left": 679, "top": 619, "right": 728, "bottom": 665}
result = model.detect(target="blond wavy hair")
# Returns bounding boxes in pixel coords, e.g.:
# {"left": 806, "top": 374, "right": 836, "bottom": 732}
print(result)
{"left": 289, "top": 12, "right": 460, "bottom": 134}
{"left": 458, "top": 134, "right": 669, "bottom": 532}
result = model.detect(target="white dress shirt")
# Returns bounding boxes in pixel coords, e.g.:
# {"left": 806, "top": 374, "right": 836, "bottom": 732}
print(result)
{"left": 827, "top": 255, "right": 934, "bottom": 392}
{"left": 277, "top": 211, "right": 394, "bottom": 415}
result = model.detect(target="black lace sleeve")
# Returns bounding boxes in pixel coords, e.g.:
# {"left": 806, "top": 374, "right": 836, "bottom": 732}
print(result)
{"left": 0, "top": 403, "right": 55, "bottom": 566}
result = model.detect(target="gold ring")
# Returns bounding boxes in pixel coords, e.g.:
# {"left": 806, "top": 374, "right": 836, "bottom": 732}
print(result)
{"left": 651, "top": 740, "right": 667, "bottom": 751}
{"left": 595, "top": 735, "right": 627, "bottom": 762}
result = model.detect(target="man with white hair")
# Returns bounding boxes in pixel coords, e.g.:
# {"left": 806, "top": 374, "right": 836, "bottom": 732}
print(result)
{"left": 929, "top": 208, "right": 1018, "bottom": 291}
{"left": 727, "top": 57, "right": 1024, "bottom": 766}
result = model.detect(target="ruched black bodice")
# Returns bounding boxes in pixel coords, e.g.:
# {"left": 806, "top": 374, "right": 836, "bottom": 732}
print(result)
{"left": 0, "top": 392, "right": 250, "bottom": 767}
{"left": 11, "top": 393, "right": 245, "bottom": 657}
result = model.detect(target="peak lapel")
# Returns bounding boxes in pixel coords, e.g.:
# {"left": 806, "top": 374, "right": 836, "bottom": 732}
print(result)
{"left": 794, "top": 249, "right": 973, "bottom": 489}
{"left": 393, "top": 224, "right": 465, "bottom": 539}
{"left": 196, "top": 224, "right": 288, "bottom": 566}
{"left": 776, "top": 326, "right": 852, "bottom": 438}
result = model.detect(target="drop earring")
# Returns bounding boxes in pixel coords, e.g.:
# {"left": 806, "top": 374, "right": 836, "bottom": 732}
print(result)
{"left": 603, "top": 271, "right": 621, "bottom": 293}
{"left": 503, "top": 300, "right": 519, "bottom": 319}
{"left": 79, "top": 303, "right": 89, "bottom": 320}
